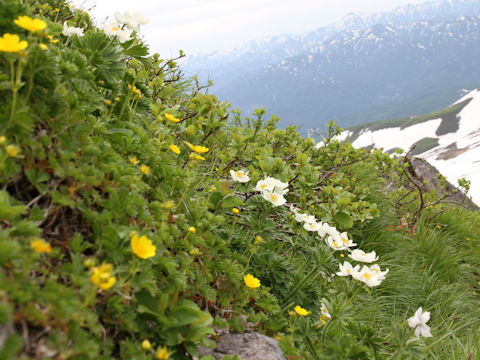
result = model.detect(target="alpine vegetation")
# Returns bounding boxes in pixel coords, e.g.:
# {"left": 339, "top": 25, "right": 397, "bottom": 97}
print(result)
{"left": 0, "top": 1, "right": 479, "bottom": 359}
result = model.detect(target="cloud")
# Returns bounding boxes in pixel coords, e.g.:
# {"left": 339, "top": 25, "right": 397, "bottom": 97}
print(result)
{"left": 72, "top": 0, "right": 429, "bottom": 54}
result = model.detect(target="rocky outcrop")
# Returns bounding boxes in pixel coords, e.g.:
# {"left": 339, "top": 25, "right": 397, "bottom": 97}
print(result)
{"left": 407, "top": 156, "right": 478, "bottom": 211}
{"left": 197, "top": 332, "right": 286, "bottom": 360}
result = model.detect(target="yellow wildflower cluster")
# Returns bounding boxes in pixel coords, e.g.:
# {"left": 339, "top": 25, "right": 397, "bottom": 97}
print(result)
{"left": 169, "top": 144, "right": 180, "bottom": 154}
{"left": 141, "top": 340, "right": 152, "bottom": 350}
{"left": 140, "top": 164, "right": 150, "bottom": 175}
{"left": 129, "top": 156, "right": 139, "bottom": 165}
{"left": 156, "top": 347, "right": 170, "bottom": 359}
{"left": 188, "top": 153, "right": 205, "bottom": 161}
{"left": 243, "top": 273, "right": 261, "bottom": 289}
{"left": 294, "top": 305, "right": 310, "bottom": 316}
{"left": 30, "top": 238, "right": 52, "bottom": 253}
{"left": 0, "top": 33, "right": 28, "bottom": 53}
{"left": 130, "top": 232, "right": 156, "bottom": 259}
{"left": 185, "top": 142, "right": 209, "bottom": 154}
{"left": 164, "top": 113, "right": 180, "bottom": 123}
{"left": 128, "top": 84, "right": 142, "bottom": 99}
{"left": 14, "top": 16, "right": 47, "bottom": 32}
{"left": 90, "top": 263, "right": 116, "bottom": 290}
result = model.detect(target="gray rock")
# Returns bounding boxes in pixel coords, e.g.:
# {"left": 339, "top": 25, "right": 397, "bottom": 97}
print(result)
{"left": 407, "top": 156, "right": 479, "bottom": 211}
{"left": 197, "top": 332, "right": 286, "bottom": 360}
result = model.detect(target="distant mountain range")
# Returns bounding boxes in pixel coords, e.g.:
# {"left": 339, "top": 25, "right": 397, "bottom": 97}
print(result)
{"left": 331, "top": 87, "right": 480, "bottom": 205}
{"left": 183, "top": 0, "right": 480, "bottom": 131}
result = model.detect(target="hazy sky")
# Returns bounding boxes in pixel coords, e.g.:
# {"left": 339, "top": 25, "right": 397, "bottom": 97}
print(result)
{"left": 71, "top": 0, "right": 429, "bottom": 56}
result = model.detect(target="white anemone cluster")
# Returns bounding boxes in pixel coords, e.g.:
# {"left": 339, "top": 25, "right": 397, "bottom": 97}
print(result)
{"left": 62, "top": 22, "right": 84, "bottom": 37}
{"left": 114, "top": 11, "right": 149, "bottom": 32}
{"left": 254, "top": 176, "right": 288, "bottom": 207}
{"left": 103, "top": 22, "right": 133, "bottom": 43}
{"left": 228, "top": 170, "right": 388, "bottom": 288}
{"left": 103, "top": 11, "right": 149, "bottom": 43}
{"left": 289, "top": 205, "right": 388, "bottom": 287}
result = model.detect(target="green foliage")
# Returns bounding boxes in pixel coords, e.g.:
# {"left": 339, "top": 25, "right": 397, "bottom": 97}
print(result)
{"left": 410, "top": 137, "right": 439, "bottom": 155}
{"left": 1, "top": 1, "right": 480, "bottom": 359}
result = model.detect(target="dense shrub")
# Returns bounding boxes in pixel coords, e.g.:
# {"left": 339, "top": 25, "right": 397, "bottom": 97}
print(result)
{"left": 1, "top": 1, "right": 479, "bottom": 359}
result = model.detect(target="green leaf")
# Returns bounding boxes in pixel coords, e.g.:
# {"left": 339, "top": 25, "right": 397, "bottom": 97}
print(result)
{"left": 335, "top": 211, "right": 353, "bottom": 230}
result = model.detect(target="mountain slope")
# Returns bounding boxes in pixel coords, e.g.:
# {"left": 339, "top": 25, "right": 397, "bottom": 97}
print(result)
{"left": 339, "top": 88, "right": 480, "bottom": 204}
{"left": 184, "top": 0, "right": 480, "bottom": 130}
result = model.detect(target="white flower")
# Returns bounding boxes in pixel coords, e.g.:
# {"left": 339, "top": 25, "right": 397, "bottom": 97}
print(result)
{"left": 348, "top": 249, "right": 378, "bottom": 263}
{"left": 326, "top": 235, "right": 347, "bottom": 250}
{"left": 303, "top": 221, "right": 322, "bottom": 232}
{"left": 254, "top": 176, "right": 288, "bottom": 195}
{"left": 103, "top": 22, "right": 133, "bottom": 43}
{"left": 369, "top": 264, "right": 389, "bottom": 280}
{"left": 317, "top": 222, "right": 336, "bottom": 238}
{"left": 408, "top": 307, "right": 433, "bottom": 339}
{"left": 230, "top": 170, "right": 250, "bottom": 183}
{"left": 114, "top": 11, "right": 149, "bottom": 31}
{"left": 289, "top": 204, "right": 300, "bottom": 214}
{"left": 352, "top": 265, "right": 383, "bottom": 287}
{"left": 338, "top": 232, "right": 357, "bottom": 248}
{"left": 294, "top": 212, "right": 316, "bottom": 224}
{"left": 62, "top": 22, "right": 84, "bottom": 37}
{"left": 261, "top": 191, "right": 286, "bottom": 207}
{"left": 320, "top": 303, "right": 331, "bottom": 319}
{"left": 336, "top": 261, "right": 360, "bottom": 277}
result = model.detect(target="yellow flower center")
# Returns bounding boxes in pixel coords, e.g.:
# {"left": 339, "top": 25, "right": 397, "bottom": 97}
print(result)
{"left": 362, "top": 272, "right": 372, "bottom": 281}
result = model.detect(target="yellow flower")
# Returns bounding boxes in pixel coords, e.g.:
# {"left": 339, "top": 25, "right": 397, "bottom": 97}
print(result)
{"left": 38, "top": 43, "right": 47, "bottom": 50}
{"left": 50, "top": 38, "right": 59, "bottom": 44}
{"left": 169, "top": 144, "right": 180, "bottom": 154}
{"left": 340, "top": 254, "right": 345, "bottom": 258}
{"left": 141, "top": 340, "right": 152, "bottom": 351}
{"left": 103, "top": 99, "right": 112, "bottom": 105}
{"left": 243, "top": 273, "right": 261, "bottom": 289}
{"left": 131, "top": 233, "right": 156, "bottom": 259}
{"left": 164, "top": 113, "right": 180, "bottom": 123}
{"left": 129, "top": 156, "right": 139, "bottom": 165}
{"left": 98, "top": 80, "right": 105, "bottom": 85}
{"left": 156, "top": 347, "right": 170, "bottom": 360}
{"left": 164, "top": 200, "right": 174, "bottom": 209}
{"left": 232, "top": 208, "right": 240, "bottom": 214}
{"left": 466, "top": 237, "right": 471, "bottom": 241}
{"left": 30, "top": 238, "right": 52, "bottom": 253}
{"left": 53, "top": 8, "right": 60, "bottom": 12}
{"left": 189, "top": 248, "right": 200, "bottom": 255}
{"left": 185, "top": 142, "right": 209, "bottom": 154}
{"left": 255, "top": 235, "right": 263, "bottom": 243}
{"left": 208, "top": 185, "right": 216, "bottom": 193}
{"left": 0, "top": 33, "right": 28, "bottom": 53}
{"left": 188, "top": 226, "right": 196, "bottom": 233}
{"left": 294, "top": 305, "right": 310, "bottom": 316}
{"left": 114, "top": 96, "right": 120, "bottom": 102}
{"left": 0, "top": 136, "right": 6, "bottom": 145}
{"left": 83, "top": 258, "right": 95, "bottom": 268}
{"left": 140, "top": 164, "right": 150, "bottom": 175}
{"left": 14, "top": 16, "right": 47, "bottom": 32}
{"left": 189, "top": 153, "right": 205, "bottom": 161}
{"left": 90, "top": 263, "right": 116, "bottom": 290}
{"left": 6, "top": 145, "right": 20, "bottom": 157}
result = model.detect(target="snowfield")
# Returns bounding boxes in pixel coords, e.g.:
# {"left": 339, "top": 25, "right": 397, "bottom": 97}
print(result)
{"left": 319, "top": 88, "right": 480, "bottom": 205}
